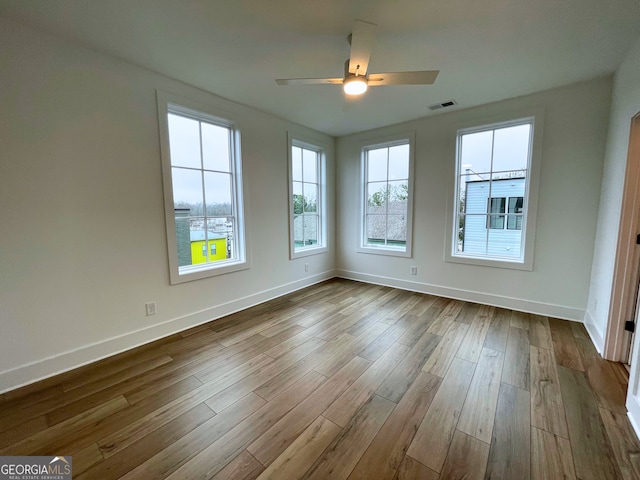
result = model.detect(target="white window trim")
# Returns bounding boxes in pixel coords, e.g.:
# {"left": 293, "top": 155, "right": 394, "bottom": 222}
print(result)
{"left": 287, "top": 131, "right": 329, "bottom": 259}
{"left": 357, "top": 131, "right": 415, "bottom": 258}
{"left": 445, "top": 108, "right": 544, "bottom": 271}
{"left": 157, "top": 90, "right": 250, "bottom": 284}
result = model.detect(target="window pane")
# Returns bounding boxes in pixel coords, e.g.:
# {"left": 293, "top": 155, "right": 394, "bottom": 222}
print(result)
{"left": 366, "top": 214, "right": 386, "bottom": 244}
{"left": 207, "top": 217, "right": 234, "bottom": 260}
{"left": 175, "top": 212, "right": 192, "bottom": 267}
{"left": 293, "top": 214, "right": 304, "bottom": 247}
{"left": 458, "top": 180, "right": 467, "bottom": 216}
{"left": 292, "top": 181, "right": 303, "bottom": 214}
{"left": 367, "top": 182, "right": 388, "bottom": 211}
{"left": 388, "top": 144, "right": 409, "bottom": 180}
{"left": 488, "top": 197, "right": 506, "bottom": 214}
{"left": 204, "top": 172, "right": 232, "bottom": 216}
{"left": 461, "top": 170, "right": 490, "bottom": 183}
{"left": 386, "top": 215, "right": 407, "bottom": 243}
{"left": 492, "top": 123, "right": 531, "bottom": 173}
{"left": 488, "top": 214, "right": 505, "bottom": 229}
{"left": 367, "top": 148, "right": 388, "bottom": 182}
{"left": 507, "top": 196, "right": 524, "bottom": 229}
{"left": 202, "top": 123, "right": 230, "bottom": 172}
{"left": 488, "top": 228, "right": 522, "bottom": 257}
{"left": 292, "top": 146, "right": 303, "bottom": 181}
{"left": 462, "top": 214, "right": 488, "bottom": 255}
{"left": 487, "top": 196, "right": 505, "bottom": 229}
{"left": 183, "top": 217, "right": 205, "bottom": 267}
{"left": 388, "top": 181, "right": 408, "bottom": 216}
{"left": 205, "top": 216, "right": 232, "bottom": 235}
{"left": 489, "top": 175, "right": 526, "bottom": 235}
{"left": 507, "top": 215, "right": 523, "bottom": 230}
{"left": 302, "top": 149, "right": 317, "bottom": 183}
{"left": 463, "top": 179, "right": 489, "bottom": 215}
{"left": 456, "top": 213, "right": 466, "bottom": 253}
{"left": 509, "top": 197, "right": 524, "bottom": 213}
{"left": 303, "top": 214, "right": 318, "bottom": 246}
{"left": 460, "top": 130, "right": 493, "bottom": 175}
{"left": 168, "top": 114, "right": 201, "bottom": 169}
{"left": 303, "top": 183, "right": 317, "bottom": 213}
{"left": 172, "top": 167, "right": 203, "bottom": 213}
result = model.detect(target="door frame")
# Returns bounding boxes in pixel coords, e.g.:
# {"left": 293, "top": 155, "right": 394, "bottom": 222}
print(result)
{"left": 605, "top": 113, "right": 640, "bottom": 362}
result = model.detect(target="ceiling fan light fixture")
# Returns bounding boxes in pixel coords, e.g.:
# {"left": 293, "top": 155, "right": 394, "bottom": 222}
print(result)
{"left": 343, "top": 75, "right": 368, "bottom": 95}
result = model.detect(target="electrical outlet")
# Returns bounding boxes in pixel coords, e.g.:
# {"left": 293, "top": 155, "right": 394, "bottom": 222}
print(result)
{"left": 145, "top": 302, "right": 157, "bottom": 316}
{"left": 410, "top": 266, "right": 418, "bottom": 275}
{"left": 304, "top": 263, "right": 309, "bottom": 272}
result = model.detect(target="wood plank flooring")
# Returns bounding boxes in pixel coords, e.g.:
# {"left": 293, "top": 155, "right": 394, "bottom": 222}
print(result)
{"left": 1, "top": 278, "right": 639, "bottom": 479}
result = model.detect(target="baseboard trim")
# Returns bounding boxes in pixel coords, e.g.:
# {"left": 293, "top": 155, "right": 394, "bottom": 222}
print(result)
{"left": 583, "top": 310, "right": 606, "bottom": 354}
{"left": 336, "top": 269, "right": 584, "bottom": 321}
{"left": 0, "top": 270, "right": 335, "bottom": 394}
{"left": 627, "top": 397, "right": 640, "bottom": 443}
{"left": 1, "top": 268, "right": 588, "bottom": 394}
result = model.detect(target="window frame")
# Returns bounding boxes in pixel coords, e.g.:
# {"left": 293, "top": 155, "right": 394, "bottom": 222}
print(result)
{"left": 357, "top": 132, "right": 415, "bottom": 258}
{"left": 157, "top": 91, "right": 250, "bottom": 284}
{"left": 445, "top": 110, "right": 544, "bottom": 271}
{"left": 287, "top": 132, "right": 328, "bottom": 259}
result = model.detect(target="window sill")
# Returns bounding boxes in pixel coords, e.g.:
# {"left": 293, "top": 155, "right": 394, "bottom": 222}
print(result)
{"left": 290, "top": 245, "right": 328, "bottom": 259}
{"left": 445, "top": 253, "right": 533, "bottom": 271}
{"left": 170, "top": 259, "right": 250, "bottom": 285}
{"left": 356, "top": 245, "right": 411, "bottom": 258}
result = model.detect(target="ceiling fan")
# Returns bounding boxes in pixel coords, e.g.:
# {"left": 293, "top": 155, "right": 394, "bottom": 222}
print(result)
{"left": 276, "top": 20, "right": 439, "bottom": 96}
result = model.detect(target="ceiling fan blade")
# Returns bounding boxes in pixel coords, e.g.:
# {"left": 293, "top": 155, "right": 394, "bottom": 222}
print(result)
{"left": 276, "top": 77, "right": 343, "bottom": 86}
{"left": 368, "top": 70, "right": 440, "bottom": 86}
{"left": 348, "top": 20, "right": 376, "bottom": 75}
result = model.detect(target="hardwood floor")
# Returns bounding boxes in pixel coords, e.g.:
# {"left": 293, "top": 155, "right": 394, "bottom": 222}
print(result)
{"left": 1, "top": 278, "right": 639, "bottom": 479}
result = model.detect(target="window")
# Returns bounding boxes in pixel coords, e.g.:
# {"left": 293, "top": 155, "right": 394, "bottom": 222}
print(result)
{"left": 448, "top": 113, "right": 542, "bottom": 270}
{"left": 288, "top": 133, "right": 328, "bottom": 259}
{"left": 507, "top": 197, "right": 523, "bottom": 230}
{"left": 488, "top": 197, "right": 506, "bottom": 229}
{"left": 358, "top": 133, "right": 415, "bottom": 257}
{"left": 487, "top": 196, "right": 523, "bottom": 230}
{"left": 157, "top": 91, "right": 248, "bottom": 284}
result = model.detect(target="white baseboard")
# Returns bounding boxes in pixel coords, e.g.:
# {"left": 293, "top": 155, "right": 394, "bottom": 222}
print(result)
{"left": 627, "top": 397, "right": 640, "bottom": 443}
{"left": 0, "top": 270, "right": 335, "bottom": 394}
{"left": 583, "top": 310, "right": 605, "bottom": 354}
{"left": 336, "top": 269, "right": 585, "bottom": 321}
{"left": 1, "top": 268, "right": 589, "bottom": 394}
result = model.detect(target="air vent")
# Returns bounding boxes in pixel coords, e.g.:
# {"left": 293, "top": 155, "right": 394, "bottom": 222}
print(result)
{"left": 428, "top": 100, "right": 457, "bottom": 111}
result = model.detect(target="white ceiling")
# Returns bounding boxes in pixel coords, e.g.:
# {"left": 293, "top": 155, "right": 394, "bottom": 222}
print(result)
{"left": 2, "top": 0, "right": 639, "bottom": 136}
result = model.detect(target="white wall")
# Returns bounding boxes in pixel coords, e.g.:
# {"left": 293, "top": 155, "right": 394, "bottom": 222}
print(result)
{"left": 585, "top": 36, "right": 640, "bottom": 352}
{"left": 337, "top": 78, "right": 611, "bottom": 320}
{"left": 0, "top": 20, "right": 335, "bottom": 392}
{"left": 586, "top": 34, "right": 640, "bottom": 443}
